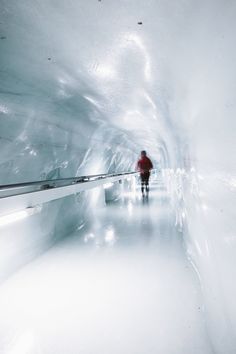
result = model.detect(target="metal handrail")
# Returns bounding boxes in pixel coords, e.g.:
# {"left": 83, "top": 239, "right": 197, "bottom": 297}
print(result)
{"left": 0, "top": 172, "right": 137, "bottom": 199}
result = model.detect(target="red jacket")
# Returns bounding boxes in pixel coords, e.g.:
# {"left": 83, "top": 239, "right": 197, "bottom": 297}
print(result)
{"left": 137, "top": 156, "right": 153, "bottom": 174}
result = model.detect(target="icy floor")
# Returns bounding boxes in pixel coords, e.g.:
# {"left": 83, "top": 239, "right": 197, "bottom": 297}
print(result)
{"left": 0, "top": 180, "right": 213, "bottom": 354}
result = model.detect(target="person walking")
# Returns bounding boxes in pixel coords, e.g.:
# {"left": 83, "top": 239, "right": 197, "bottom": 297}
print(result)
{"left": 136, "top": 151, "right": 153, "bottom": 196}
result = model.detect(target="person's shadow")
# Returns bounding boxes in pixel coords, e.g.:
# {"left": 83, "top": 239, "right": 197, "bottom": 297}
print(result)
{"left": 140, "top": 193, "right": 153, "bottom": 244}
{"left": 142, "top": 192, "right": 149, "bottom": 205}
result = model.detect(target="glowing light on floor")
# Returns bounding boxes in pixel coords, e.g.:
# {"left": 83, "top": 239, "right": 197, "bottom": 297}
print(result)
{"left": 84, "top": 232, "right": 95, "bottom": 243}
{"left": 105, "top": 227, "right": 116, "bottom": 245}
{"left": 201, "top": 204, "right": 209, "bottom": 211}
{"left": 127, "top": 201, "right": 133, "bottom": 215}
{"left": 0, "top": 206, "right": 41, "bottom": 228}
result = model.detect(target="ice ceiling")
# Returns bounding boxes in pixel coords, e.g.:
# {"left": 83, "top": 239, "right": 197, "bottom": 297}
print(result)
{"left": 0, "top": 0, "right": 235, "bottom": 183}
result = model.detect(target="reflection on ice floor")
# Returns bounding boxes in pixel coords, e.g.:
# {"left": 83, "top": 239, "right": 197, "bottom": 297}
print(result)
{"left": 0, "top": 180, "right": 213, "bottom": 354}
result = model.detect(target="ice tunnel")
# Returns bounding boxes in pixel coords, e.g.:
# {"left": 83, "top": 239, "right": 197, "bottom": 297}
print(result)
{"left": 0, "top": 0, "right": 236, "bottom": 353}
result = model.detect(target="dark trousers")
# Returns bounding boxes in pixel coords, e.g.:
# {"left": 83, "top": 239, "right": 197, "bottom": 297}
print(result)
{"left": 140, "top": 172, "right": 150, "bottom": 193}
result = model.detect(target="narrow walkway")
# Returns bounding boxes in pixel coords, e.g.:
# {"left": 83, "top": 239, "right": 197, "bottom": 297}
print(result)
{"left": 0, "top": 178, "right": 213, "bottom": 354}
